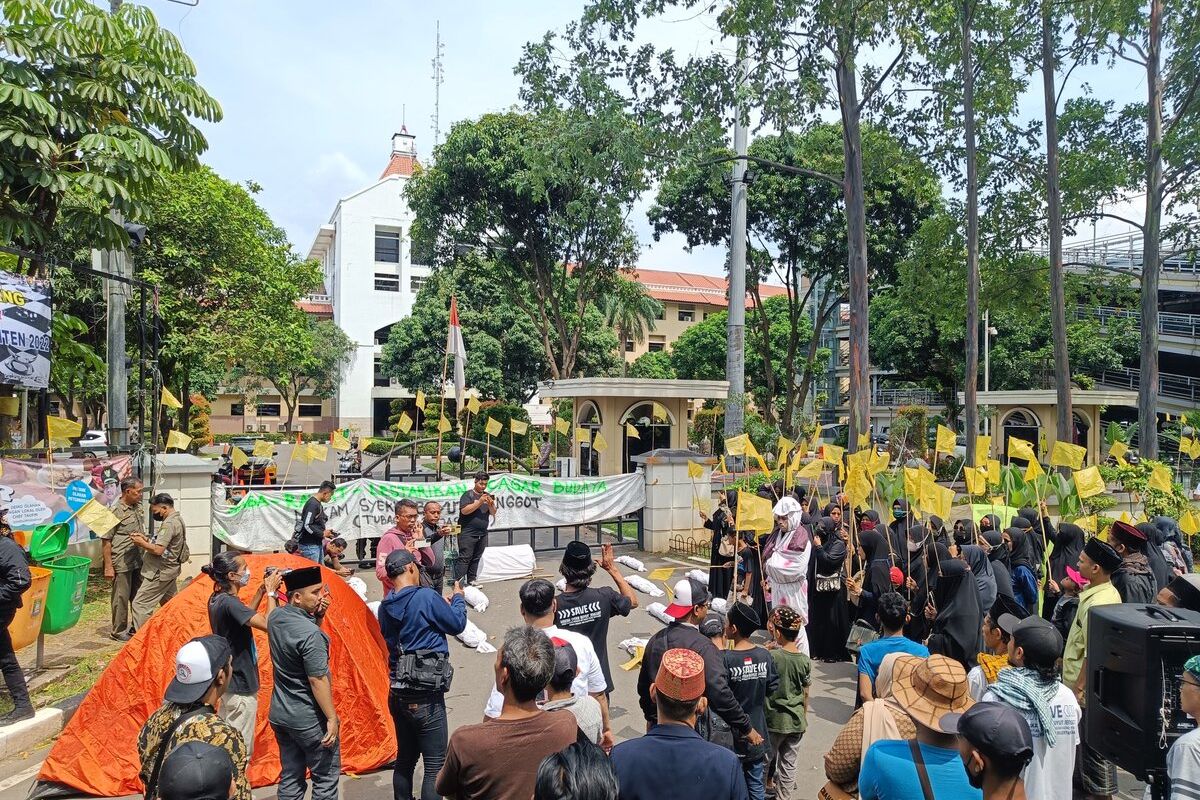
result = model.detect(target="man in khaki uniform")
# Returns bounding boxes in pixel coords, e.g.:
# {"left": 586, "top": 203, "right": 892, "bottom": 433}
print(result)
{"left": 130, "top": 493, "right": 189, "bottom": 630}
{"left": 102, "top": 477, "right": 144, "bottom": 641}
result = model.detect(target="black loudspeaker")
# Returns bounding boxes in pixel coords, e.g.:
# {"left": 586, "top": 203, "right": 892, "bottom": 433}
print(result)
{"left": 1086, "top": 603, "right": 1200, "bottom": 781}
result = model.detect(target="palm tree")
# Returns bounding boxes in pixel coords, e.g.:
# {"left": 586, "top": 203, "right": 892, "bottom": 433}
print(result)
{"left": 602, "top": 277, "right": 663, "bottom": 376}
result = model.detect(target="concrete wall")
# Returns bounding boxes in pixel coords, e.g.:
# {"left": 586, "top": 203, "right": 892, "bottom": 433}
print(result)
{"left": 639, "top": 452, "right": 715, "bottom": 553}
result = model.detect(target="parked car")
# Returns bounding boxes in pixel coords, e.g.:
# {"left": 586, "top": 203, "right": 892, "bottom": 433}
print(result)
{"left": 215, "top": 437, "right": 277, "bottom": 485}
{"left": 78, "top": 430, "right": 107, "bottom": 449}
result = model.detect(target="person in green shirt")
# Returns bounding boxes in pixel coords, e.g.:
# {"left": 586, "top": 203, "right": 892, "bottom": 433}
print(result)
{"left": 765, "top": 606, "right": 812, "bottom": 800}
{"left": 1063, "top": 536, "right": 1122, "bottom": 800}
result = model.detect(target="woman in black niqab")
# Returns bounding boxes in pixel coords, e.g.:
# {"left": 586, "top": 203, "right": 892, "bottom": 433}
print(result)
{"left": 808, "top": 516, "right": 850, "bottom": 661}
{"left": 926, "top": 554, "right": 984, "bottom": 669}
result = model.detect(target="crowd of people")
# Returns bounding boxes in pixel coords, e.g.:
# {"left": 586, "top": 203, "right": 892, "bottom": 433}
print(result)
{"left": 7, "top": 467, "right": 1200, "bottom": 800}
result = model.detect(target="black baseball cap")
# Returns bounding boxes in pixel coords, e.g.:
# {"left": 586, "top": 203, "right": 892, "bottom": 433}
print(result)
{"left": 385, "top": 548, "right": 417, "bottom": 578}
{"left": 562, "top": 540, "right": 593, "bottom": 570}
{"left": 550, "top": 637, "right": 578, "bottom": 685}
{"left": 941, "top": 702, "right": 1034, "bottom": 764}
{"left": 997, "top": 614, "right": 1063, "bottom": 669}
{"left": 158, "top": 741, "right": 235, "bottom": 800}
{"left": 699, "top": 612, "right": 725, "bottom": 638}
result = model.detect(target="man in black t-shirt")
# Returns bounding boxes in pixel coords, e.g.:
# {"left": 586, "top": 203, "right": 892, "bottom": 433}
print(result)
{"left": 454, "top": 472, "right": 495, "bottom": 586}
{"left": 554, "top": 541, "right": 639, "bottom": 694}
{"left": 297, "top": 481, "right": 336, "bottom": 564}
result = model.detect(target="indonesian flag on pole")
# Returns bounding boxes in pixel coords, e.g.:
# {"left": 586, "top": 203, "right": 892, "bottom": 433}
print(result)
{"left": 446, "top": 296, "right": 466, "bottom": 411}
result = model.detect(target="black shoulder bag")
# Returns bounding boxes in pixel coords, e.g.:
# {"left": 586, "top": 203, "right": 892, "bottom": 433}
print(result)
{"left": 908, "top": 739, "right": 937, "bottom": 800}
{"left": 144, "top": 706, "right": 212, "bottom": 800}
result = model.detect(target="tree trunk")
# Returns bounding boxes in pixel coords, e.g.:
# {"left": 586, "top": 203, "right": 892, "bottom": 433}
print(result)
{"left": 962, "top": 1, "right": 981, "bottom": 468}
{"left": 749, "top": 284, "right": 777, "bottom": 426}
{"left": 180, "top": 376, "right": 191, "bottom": 438}
{"left": 837, "top": 53, "right": 870, "bottom": 453}
{"left": 1042, "top": 2, "right": 1073, "bottom": 462}
{"left": 1139, "top": 0, "right": 1163, "bottom": 459}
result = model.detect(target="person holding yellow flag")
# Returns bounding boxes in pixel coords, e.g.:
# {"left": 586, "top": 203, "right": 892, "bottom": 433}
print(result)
{"left": 699, "top": 489, "right": 738, "bottom": 602}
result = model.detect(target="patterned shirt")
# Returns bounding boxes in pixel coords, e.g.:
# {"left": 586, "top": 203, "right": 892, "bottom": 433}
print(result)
{"left": 137, "top": 702, "right": 250, "bottom": 800}
{"left": 103, "top": 499, "right": 144, "bottom": 573}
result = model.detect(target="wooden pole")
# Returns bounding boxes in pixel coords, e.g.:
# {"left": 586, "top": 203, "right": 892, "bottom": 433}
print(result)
{"left": 434, "top": 345, "right": 451, "bottom": 481}
{"left": 509, "top": 428, "right": 514, "bottom": 473}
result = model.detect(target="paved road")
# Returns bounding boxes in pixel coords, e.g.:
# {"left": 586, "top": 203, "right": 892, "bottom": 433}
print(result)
{"left": 0, "top": 549, "right": 1150, "bottom": 800}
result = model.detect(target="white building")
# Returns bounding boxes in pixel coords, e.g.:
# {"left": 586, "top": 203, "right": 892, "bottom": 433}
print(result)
{"left": 306, "top": 128, "right": 431, "bottom": 435}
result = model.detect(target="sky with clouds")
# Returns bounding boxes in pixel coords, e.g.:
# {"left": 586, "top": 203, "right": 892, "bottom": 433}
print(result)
{"left": 141, "top": 0, "right": 1147, "bottom": 275}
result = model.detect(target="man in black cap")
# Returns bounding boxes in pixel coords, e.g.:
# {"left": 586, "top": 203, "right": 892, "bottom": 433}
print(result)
{"left": 1108, "top": 520, "right": 1156, "bottom": 604}
{"left": 157, "top": 741, "right": 236, "bottom": 800}
{"left": 137, "top": 635, "right": 250, "bottom": 800}
{"left": 941, "top": 702, "right": 1034, "bottom": 799}
{"left": 1064, "top": 537, "right": 1121, "bottom": 800}
{"left": 554, "top": 541, "right": 638, "bottom": 694}
{"left": 268, "top": 566, "right": 339, "bottom": 800}
{"left": 722, "top": 602, "right": 778, "bottom": 798}
{"left": 1157, "top": 573, "right": 1200, "bottom": 612}
{"left": 637, "top": 577, "right": 762, "bottom": 752}
{"left": 985, "top": 615, "right": 1078, "bottom": 800}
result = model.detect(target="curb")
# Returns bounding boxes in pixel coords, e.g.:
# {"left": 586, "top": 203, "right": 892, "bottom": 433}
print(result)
{"left": 0, "top": 708, "right": 62, "bottom": 761}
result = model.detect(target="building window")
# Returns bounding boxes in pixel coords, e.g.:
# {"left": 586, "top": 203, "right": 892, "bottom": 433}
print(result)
{"left": 374, "top": 357, "right": 390, "bottom": 387}
{"left": 230, "top": 403, "right": 245, "bottom": 416}
{"left": 625, "top": 339, "right": 635, "bottom": 352}
{"left": 374, "top": 228, "right": 401, "bottom": 263}
{"left": 256, "top": 403, "right": 281, "bottom": 417}
{"left": 48, "top": 401, "right": 61, "bottom": 416}
{"left": 298, "top": 404, "right": 322, "bottom": 418}
{"left": 648, "top": 337, "right": 666, "bottom": 353}
{"left": 678, "top": 305, "right": 695, "bottom": 322}
{"left": 410, "top": 275, "right": 426, "bottom": 294}
{"left": 375, "top": 273, "right": 401, "bottom": 292}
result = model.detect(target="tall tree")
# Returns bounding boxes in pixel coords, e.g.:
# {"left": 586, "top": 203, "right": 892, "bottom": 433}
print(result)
{"left": 0, "top": 0, "right": 220, "bottom": 251}
{"left": 602, "top": 276, "right": 662, "bottom": 376}
{"left": 407, "top": 106, "right": 647, "bottom": 380}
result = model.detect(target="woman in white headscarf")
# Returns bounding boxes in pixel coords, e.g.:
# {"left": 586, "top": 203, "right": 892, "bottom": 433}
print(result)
{"left": 764, "top": 496, "right": 812, "bottom": 652}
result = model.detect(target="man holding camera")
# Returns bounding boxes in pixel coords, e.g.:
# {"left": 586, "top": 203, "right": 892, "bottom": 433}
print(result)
{"left": 455, "top": 472, "right": 495, "bottom": 587}
{"left": 378, "top": 549, "right": 467, "bottom": 800}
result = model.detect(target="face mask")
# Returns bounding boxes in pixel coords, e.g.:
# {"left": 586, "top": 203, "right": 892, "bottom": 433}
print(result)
{"left": 237, "top": 569, "right": 251, "bottom": 587}
{"left": 893, "top": 509, "right": 906, "bottom": 520}
{"left": 907, "top": 538, "right": 923, "bottom": 553}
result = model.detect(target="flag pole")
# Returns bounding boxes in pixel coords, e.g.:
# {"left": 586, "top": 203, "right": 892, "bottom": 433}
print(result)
{"left": 435, "top": 344, "right": 451, "bottom": 481}
{"left": 509, "top": 427, "right": 514, "bottom": 473}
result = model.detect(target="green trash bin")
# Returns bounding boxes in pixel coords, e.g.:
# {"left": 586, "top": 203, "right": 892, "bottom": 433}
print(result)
{"left": 41, "top": 555, "right": 91, "bottom": 634}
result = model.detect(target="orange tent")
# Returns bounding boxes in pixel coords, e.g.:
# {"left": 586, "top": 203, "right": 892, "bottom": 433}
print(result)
{"left": 36, "top": 554, "right": 396, "bottom": 796}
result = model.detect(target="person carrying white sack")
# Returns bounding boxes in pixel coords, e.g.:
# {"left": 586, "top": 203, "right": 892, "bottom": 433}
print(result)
{"left": 764, "top": 496, "right": 812, "bottom": 655}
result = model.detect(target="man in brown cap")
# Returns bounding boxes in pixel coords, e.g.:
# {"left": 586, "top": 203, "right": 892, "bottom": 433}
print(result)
{"left": 612, "top": 648, "right": 749, "bottom": 799}
{"left": 857, "top": 655, "right": 979, "bottom": 800}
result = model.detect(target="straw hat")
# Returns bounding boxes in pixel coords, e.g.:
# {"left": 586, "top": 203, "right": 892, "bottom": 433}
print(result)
{"left": 891, "top": 654, "right": 974, "bottom": 729}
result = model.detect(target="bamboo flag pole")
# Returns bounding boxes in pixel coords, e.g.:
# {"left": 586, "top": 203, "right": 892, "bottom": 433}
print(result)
{"left": 434, "top": 345, "right": 451, "bottom": 481}
{"left": 509, "top": 427, "right": 515, "bottom": 473}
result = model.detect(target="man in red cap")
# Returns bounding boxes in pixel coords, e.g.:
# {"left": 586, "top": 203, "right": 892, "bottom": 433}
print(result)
{"left": 1107, "top": 520, "right": 1156, "bottom": 604}
{"left": 614, "top": 648, "right": 749, "bottom": 799}
{"left": 636, "top": 577, "right": 760, "bottom": 750}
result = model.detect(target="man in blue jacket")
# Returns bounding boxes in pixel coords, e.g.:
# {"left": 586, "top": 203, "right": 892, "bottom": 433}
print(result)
{"left": 612, "top": 648, "right": 749, "bottom": 800}
{"left": 377, "top": 549, "right": 467, "bottom": 800}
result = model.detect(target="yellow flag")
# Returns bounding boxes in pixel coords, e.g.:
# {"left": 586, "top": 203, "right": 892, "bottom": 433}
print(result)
{"left": 253, "top": 439, "right": 274, "bottom": 458}
{"left": 465, "top": 395, "right": 481, "bottom": 415}
{"left": 929, "top": 483, "right": 955, "bottom": 521}
{"left": 1180, "top": 511, "right": 1200, "bottom": 536}
{"left": 735, "top": 490, "right": 774, "bottom": 533}
{"left": 76, "top": 498, "right": 120, "bottom": 535}
{"left": 846, "top": 448, "right": 871, "bottom": 475}
{"left": 1050, "top": 441, "right": 1087, "bottom": 470}
{"left": 231, "top": 447, "right": 249, "bottom": 469}
{"left": 652, "top": 402, "right": 668, "bottom": 422}
{"left": 822, "top": 443, "right": 845, "bottom": 466}
{"left": 509, "top": 419, "right": 528, "bottom": 436}
{"left": 797, "top": 459, "right": 824, "bottom": 479}
{"left": 1109, "top": 440, "right": 1129, "bottom": 463}
{"left": 166, "top": 429, "right": 192, "bottom": 451}
{"left": 1183, "top": 436, "right": 1200, "bottom": 460}
{"left": 294, "top": 443, "right": 313, "bottom": 464}
{"left": 754, "top": 451, "right": 772, "bottom": 476}
{"left": 554, "top": 417, "right": 570, "bottom": 436}
{"left": 307, "top": 442, "right": 328, "bottom": 462}
{"left": 331, "top": 431, "right": 351, "bottom": 451}
{"left": 987, "top": 458, "right": 1001, "bottom": 485}
{"left": 918, "top": 469, "right": 940, "bottom": 516}
{"left": 1073, "top": 466, "right": 1106, "bottom": 499}
{"left": 935, "top": 425, "right": 956, "bottom": 456}
{"left": 724, "top": 434, "right": 750, "bottom": 456}
{"left": 789, "top": 449, "right": 805, "bottom": 474}
{"left": 438, "top": 416, "right": 452, "bottom": 434}
{"left": 990, "top": 496, "right": 1006, "bottom": 507}
{"left": 846, "top": 467, "right": 873, "bottom": 510}
{"left": 485, "top": 417, "right": 503, "bottom": 437}
{"left": 1007, "top": 436, "right": 1037, "bottom": 463}
{"left": 396, "top": 412, "right": 413, "bottom": 435}
{"left": 857, "top": 431, "right": 871, "bottom": 448}
{"left": 1119, "top": 511, "right": 1135, "bottom": 525}
{"left": 975, "top": 435, "right": 991, "bottom": 467}
{"left": 575, "top": 427, "right": 591, "bottom": 444}
{"left": 718, "top": 456, "right": 728, "bottom": 473}
{"left": 1024, "top": 458, "right": 1044, "bottom": 481}
{"left": 777, "top": 435, "right": 794, "bottom": 457}
{"left": 904, "top": 467, "right": 922, "bottom": 500}
{"left": 687, "top": 460, "right": 705, "bottom": 479}
{"left": 414, "top": 390, "right": 426, "bottom": 410}
{"left": 869, "top": 450, "right": 891, "bottom": 476}
{"left": 46, "top": 416, "right": 82, "bottom": 442}
{"left": 1149, "top": 463, "right": 1174, "bottom": 493}
{"left": 965, "top": 466, "right": 987, "bottom": 496}
{"left": 626, "top": 423, "right": 640, "bottom": 439}
{"left": 1075, "top": 514, "right": 1098, "bottom": 534}
{"left": 161, "top": 387, "right": 183, "bottom": 409}
{"left": 592, "top": 432, "right": 609, "bottom": 453}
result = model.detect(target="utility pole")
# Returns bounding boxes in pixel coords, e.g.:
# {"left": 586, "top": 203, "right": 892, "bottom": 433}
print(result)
{"left": 724, "top": 48, "right": 749, "bottom": 445}
{"left": 431, "top": 21, "right": 445, "bottom": 148}
{"left": 97, "top": 212, "right": 130, "bottom": 448}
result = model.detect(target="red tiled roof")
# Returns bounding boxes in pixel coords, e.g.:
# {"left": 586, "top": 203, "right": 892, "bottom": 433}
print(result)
{"left": 625, "top": 267, "right": 790, "bottom": 309}
{"left": 297, "top": 301, "right": 333, "bottom": 317}
{"left": 380, "top": 154, "right": 416, "bottom": 179}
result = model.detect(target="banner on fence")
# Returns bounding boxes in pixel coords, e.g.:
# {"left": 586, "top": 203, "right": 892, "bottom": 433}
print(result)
{"left": 1, "top": 455, "right": 134, "bottom": 544}
{"left": 211, "top": 472, "right": 646, "bottom": 552}
{"left": 0, "top": 271, "right": 53, "bottom": 390}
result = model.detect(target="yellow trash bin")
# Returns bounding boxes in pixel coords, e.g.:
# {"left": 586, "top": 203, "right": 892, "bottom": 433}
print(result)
{"left": 8, "top": 566, "right": 52, "bottom": 651}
